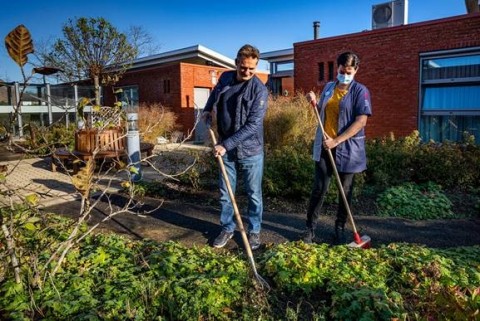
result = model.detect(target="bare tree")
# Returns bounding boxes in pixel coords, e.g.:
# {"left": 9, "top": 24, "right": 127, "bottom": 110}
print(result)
{"left": 126, "top": 25, "right": 161, "bottom": 58}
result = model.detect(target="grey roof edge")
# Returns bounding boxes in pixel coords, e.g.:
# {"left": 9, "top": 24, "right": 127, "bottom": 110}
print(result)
{"left": 131, "top": 44, "right": 236, "bottom": 69}
{"left": 260, "top": 48, "right": 294, "bottom": 60}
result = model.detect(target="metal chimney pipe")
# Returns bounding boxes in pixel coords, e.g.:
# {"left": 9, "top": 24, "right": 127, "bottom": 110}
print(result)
{"left": 465, "top": 0, "right": 479, "bottom": 13}
{"left": 313, "top": 21, "right": 320, "bottom": 39}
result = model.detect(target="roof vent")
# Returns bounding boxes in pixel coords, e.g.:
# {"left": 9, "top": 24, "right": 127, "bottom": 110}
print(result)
{"left": 372, "top": 0, "right": 408, "bottom": 29}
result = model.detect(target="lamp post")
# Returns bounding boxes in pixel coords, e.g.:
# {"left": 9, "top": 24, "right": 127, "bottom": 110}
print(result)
{"left": 125, "top": 104, "right": 142, "bottom": 182}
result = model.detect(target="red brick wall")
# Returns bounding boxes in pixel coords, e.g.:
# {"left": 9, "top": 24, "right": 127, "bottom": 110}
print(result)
{"left": 294, "top": 13, "right": 480, "bottom": 138}
{"left": 104, "top": 62, "right": 269, "bottom": 136}
{"left": 256, "top": 72, "right": 269, "bottom": 84}
{"left": 104, "top": 63, "right": 229, "bottom": 134}
{"left": 282, "top": 77, "right": 294, "bottom": 96}
{"left": 0, "top": 86, "right": 10, "bottom": 104}
{"left": 104, "top": 64, "right": 181, "bottom": 111}
{"left": 179, "top": 63, "right": 229, "bottom": 133}
{"left": 177, "top": 65, "right": 268, "bottom": 132}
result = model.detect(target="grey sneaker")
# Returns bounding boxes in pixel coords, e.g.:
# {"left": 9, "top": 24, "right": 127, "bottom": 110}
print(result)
{"left": 302, "top": 228, "right": 315, "bottom": 244}
{"left": 248, "top": 233, "right": 261, "bottom": 250}
{"left": 213, "top": 230, "right": 234, "bottom": 248}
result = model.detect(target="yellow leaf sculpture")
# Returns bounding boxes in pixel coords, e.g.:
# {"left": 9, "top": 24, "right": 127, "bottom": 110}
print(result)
{"left": 5, "top": 24, "right": 34, "bottom": 67}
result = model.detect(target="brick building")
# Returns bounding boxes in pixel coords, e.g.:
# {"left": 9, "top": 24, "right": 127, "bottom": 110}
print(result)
{"left": 0, "top": 82, "right": 11, "bottom": 105}
{"left": 104, "top": 45, "right": 268, "bottom": 142}
{"left": 294, "top": 13, "right": 480, "bottom": 142}
{"left": 261, "top": 48, "right": 294, "bottom": 97}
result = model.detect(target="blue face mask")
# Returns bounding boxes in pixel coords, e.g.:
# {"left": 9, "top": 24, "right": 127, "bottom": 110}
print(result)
{"left": 337, "top": 72, "right": 354, "bottom": 85}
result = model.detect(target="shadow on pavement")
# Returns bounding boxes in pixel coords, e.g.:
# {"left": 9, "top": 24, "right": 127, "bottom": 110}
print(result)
{"left": 41, "top": 191, "right": 480, "bottom": 250}
{"left": 32, "top": 178, "right": 76, "bottom": 194}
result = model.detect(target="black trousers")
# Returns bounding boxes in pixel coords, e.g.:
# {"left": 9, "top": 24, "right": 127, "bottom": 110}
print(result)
{"left": 306, "top": 148, "right": 355, "bottom": 229}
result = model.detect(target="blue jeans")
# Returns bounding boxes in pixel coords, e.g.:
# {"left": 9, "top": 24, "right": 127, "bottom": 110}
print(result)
{"left": 219, "top": 152, "right": 264, "bottom": 234}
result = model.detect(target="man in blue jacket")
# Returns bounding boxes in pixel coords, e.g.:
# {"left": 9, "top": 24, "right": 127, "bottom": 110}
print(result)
{"left": 202, "top": 44, "right": 268, "bottom": 250}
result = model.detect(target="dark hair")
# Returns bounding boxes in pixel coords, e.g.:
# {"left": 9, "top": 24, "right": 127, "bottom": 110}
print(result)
{"left": 237, "top": 44, "right": 260, "bottom": 61}
{"left": 337, "top": 51, "right": 360, "bottom": 69}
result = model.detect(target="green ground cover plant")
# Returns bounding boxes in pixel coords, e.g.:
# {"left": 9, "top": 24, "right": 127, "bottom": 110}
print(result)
{"left": 1, "top": 212, "right": 479, "bottom": 320}
{"left": 0, "top": 211, "right": 252, "bottom": 320}
{"left": 376, "top": 182, "right": 454, "bottom": 219}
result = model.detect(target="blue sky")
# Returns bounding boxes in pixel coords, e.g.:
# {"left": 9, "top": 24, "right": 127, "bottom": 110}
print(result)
{"left": 0, "top": 0, "right": 466, "bottom": 82}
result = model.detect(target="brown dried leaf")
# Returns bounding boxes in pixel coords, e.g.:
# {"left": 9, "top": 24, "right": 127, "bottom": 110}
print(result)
{"left": 71, "top": 158, "right": 94, "bottom": 196}
{"left": 5, "top": 24, "right": 34, "bottom": 67}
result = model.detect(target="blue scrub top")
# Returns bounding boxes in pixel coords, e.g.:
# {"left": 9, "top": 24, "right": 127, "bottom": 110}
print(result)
{"left": 313, "top": 80, "right": 372, "bottom": 173}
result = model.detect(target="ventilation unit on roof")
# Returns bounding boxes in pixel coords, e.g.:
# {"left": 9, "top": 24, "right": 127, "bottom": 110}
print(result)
{"left": 372, "top": 0, "right": 408, "bottom": 29}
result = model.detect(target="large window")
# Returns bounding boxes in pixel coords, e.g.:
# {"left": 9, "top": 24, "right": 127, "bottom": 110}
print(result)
{"left": 116, "top": 85, "right": 139, "bottom": 107}
{"left": 268, "top": 60, "right": 294, "bottom": 96}
{"left": 273, "top": 61, "right": 293, "bottom": 73}
{"left": 419, "top": 48, "right": 480, "bottom": 143}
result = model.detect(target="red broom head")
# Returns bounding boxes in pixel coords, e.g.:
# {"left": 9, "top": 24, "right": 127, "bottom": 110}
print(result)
{"left": 348, "top": 234, "right": 372, "bottom": 249}
{"left": 354, "top": 233, "right": 362, "bottom": 244}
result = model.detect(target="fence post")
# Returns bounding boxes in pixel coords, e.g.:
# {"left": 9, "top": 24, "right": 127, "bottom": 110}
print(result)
{"left": 46, "top": 83, "right": 53, "bottom": 126}
{"left": 74, "top": 84, "right": 79, "bottom": 127}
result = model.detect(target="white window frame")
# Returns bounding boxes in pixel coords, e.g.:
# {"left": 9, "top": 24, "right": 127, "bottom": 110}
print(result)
{"left": 418, "top": 47, "right": 480, "bottom": 143}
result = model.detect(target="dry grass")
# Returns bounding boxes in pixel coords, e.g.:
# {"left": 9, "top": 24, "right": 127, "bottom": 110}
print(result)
{"left": 264, "top": 94, "right": 317, "bottom": 151}
{"left": 138, "top": 102, "right": 181, "bottom": 144}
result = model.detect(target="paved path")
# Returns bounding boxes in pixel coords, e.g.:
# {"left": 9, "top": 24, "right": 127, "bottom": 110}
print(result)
{"left": 1, "top": 145, "right": 479, "bottom": 250}
{"left": 0, "top": 143, "right": 208, "bottom": 207}
{"left": 42, "top": 193, "right": 480, "bottom": 250}
{"left": 0, "top": 157, "right": 76, "bottom": 205}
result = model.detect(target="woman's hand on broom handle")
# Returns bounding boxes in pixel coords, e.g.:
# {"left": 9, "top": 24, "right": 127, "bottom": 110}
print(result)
{"left": 307, "top": 91, "right": 337, "bottom": 149}
{"left": 306, "top": 91, "right": 317, "bottom": 106}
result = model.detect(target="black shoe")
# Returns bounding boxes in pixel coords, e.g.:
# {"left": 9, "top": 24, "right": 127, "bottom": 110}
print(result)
{"left": 334, "top": 222, "right": 346, "bottom": 244}
{"left": 302, "top": 228, "right": 315, "bottom": 244}
{"left": 248, "top": 233, "right": 261, "bottom": 250}
{"left": 213, "top": 230, "right": 234, "bottom": 248}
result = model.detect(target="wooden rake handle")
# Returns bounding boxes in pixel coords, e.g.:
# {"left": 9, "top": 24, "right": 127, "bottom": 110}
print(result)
{"left": 207, "top": 127, "right": 259, "bottom": 273}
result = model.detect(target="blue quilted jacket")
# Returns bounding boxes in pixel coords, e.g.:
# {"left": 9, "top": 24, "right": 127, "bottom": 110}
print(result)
{"left": 204, "top": 71, "right": 268, "bottom": 159}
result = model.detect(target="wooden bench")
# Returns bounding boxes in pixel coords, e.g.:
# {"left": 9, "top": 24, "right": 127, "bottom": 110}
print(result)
{"left": 51, "top": 128, "right": 154, "bottom": 173}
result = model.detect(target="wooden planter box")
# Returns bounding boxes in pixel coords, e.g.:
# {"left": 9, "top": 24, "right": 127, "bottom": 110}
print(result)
{"left": 75, "top": 127, "right": 125, "bottom": 157}
{"left": 51, "top": 127, "right": 155, "bottom": 173}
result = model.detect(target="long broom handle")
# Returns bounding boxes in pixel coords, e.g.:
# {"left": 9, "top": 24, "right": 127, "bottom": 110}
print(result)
{"left": 208, "top": 127, "right": 260, "bottom": 275}
{"left": 310, "top": 101, "right": 360, "bottom": 235}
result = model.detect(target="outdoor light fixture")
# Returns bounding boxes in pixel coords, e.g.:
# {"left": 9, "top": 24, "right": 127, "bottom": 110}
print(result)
{"left": 210, "top": 70, "right": 218, "bottom": 85}
{"left": 125, "top": 104, "right": 142, "bottom": 182}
